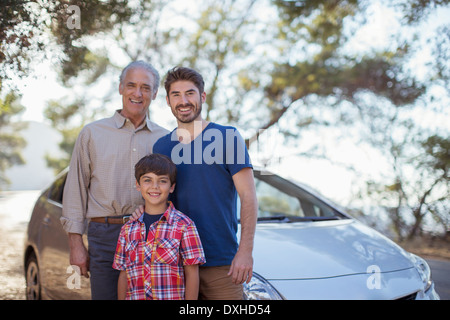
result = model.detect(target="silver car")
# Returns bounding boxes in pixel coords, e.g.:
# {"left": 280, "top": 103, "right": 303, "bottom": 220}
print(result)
{"left": 24, "top": 168, "right": 440, "bottom": 300}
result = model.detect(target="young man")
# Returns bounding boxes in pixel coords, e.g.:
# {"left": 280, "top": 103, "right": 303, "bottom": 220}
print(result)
{"left": 61, "top": 61, "right": 169, "bottom": 299}
{"left": 113, "top": 154, "right": 205, "bottom": 300}
{"left": 136, "top": 66, "right": 258, "bottom": 299}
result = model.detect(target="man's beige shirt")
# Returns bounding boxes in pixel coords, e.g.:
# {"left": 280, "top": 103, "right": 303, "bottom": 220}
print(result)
{"left": 61, "top": 110, "right": 169, "bottom": 234}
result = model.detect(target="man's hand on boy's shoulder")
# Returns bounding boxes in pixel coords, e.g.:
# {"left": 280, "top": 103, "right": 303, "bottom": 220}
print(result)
{"left": 130, "top": 205, "right": 144, "bottom": 221}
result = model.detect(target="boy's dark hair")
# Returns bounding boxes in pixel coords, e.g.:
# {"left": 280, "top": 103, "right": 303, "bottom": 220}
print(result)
{"left": 164, "top": 66, "right": 205, "bottom": 96}
{"left": 135, "top": 154, "right": 177, "bottom": 185}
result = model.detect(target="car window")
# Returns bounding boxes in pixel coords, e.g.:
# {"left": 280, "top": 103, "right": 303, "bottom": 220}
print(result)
{"left": 48, "top": 173, "right": 67, "bottom": 205}
{"left": 236, "top": 172, "right": 343, "bottom": 222}
{"left": 256, "top": 179, "right": 302, "bottom": 218}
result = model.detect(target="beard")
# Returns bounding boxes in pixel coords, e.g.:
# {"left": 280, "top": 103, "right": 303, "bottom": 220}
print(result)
{"left": 173, "top": 102, "right": 203, "bottom": 123}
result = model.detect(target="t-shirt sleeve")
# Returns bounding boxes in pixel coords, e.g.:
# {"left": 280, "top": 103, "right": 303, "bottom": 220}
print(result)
{"left": 225, "top": 128, "right": 253, "bottom": 176}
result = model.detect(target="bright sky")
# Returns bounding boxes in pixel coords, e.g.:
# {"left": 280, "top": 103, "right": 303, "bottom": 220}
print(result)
{"left": 9, "top": 1, "right": 450, "bottom": 204}
{"left": 16, "top": 2, "right": 449, "bottom": 123}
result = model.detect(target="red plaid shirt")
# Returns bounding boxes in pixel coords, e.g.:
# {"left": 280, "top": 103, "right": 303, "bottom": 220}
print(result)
{"left": 113, "top": 202, "right": 205, "bottom": 300}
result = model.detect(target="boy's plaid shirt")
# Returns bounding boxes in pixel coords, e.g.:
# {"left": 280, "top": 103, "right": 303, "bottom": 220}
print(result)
{"left": 113, "top": 202, "right": 205, "bottom": 300}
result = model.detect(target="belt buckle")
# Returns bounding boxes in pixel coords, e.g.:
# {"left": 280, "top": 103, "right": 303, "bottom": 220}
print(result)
{"left": 123, "top": 215, "right": 131, "bottom": 224}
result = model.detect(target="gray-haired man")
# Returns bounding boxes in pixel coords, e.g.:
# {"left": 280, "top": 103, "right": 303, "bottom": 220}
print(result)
{"left": 61, "top": 61, "right": 168, "bottom": 299}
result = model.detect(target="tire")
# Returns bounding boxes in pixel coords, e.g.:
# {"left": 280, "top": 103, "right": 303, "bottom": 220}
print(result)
{"left": 25, "top": 253, "right": 41, "bottom": 300}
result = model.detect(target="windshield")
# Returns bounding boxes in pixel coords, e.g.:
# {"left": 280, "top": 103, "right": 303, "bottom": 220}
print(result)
{"left": 238, "top": 170, "right": 348, "bottom": 223}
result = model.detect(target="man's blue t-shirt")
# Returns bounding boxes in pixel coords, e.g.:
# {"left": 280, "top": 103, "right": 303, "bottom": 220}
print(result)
{"left": 153, "top": 122, "right": 252, "bottom": 267}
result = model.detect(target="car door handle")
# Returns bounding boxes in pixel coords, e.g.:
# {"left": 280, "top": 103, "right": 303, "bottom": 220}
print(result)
{"left": 43, "top": 216, "right": 51, "bottom": 226}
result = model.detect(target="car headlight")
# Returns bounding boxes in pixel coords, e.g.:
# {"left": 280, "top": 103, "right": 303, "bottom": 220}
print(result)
{"left": 410, "top": 253, "right": 432, "bottom": 292}
{"left": 243, "top": 272, "right": 285, "bottom": 300}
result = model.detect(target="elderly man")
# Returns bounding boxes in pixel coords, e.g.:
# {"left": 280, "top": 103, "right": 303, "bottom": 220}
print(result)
{"left": 61, "top": 61, "right": 168, "bottom": 300}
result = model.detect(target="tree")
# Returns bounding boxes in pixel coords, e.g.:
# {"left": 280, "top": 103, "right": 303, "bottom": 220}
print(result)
{"left": 42, "top": 0, "right": 173, "bottom": 172}
{"left": 0, "top": 90, "right": 26, "bottom": 189}
{"left": 348, "top": 1, "right": 450, "bottom": 239}
{"left": 1, "top": 0, "right": 136, "bottom": 175}
{"left": 243, "top": 1, "right": 425, "bottom": 145}
{"left": 0, "top": 0, "right": 134, "bottom": 87}
{"left": 410, "top": 135, "right": 449, "bottom": 238}
{"left": 43, "top": 99, "right": 88, "bottom": 174}
{"left": 12, "top": 0, "right": 446, "bottom": 237}
{"left": 177, "top": 0, "right": 258, "bottom": 122}
{"left": 361, "top": 121, "right": 449, "bottom": 240}
{"left": 0, "top": 0, "right": 44, "bottom": 86}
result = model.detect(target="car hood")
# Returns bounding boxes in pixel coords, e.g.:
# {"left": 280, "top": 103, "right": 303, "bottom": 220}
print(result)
{"left": 251, "top": 219, "right": 414, "bottom": 280}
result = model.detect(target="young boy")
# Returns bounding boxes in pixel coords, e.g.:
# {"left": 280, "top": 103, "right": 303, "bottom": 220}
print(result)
{"left": 113, "top": 154, "right": 205, "bottom": 300}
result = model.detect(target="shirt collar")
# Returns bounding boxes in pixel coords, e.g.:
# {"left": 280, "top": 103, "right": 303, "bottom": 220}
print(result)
{"left": 162, "top": 201, "right": 176, "bottom": 224}
{"left": 113, "top": 110, "right": 128, "bottom": 128}
{"left": 113, "top": 110, "right": 152, "bottom": 131}
{"left": 138, "top": 201, "right": 176, "bottom": 225}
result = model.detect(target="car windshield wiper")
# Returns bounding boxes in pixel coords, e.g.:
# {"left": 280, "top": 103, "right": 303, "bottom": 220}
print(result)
{"left": 248, "top": 215, "right": 345, "bottom": 224}
{"left": 290, "top": 216, "right": 342, "bottom": 222}
{"left": 257, "top": 215, "right": 290, "bottom": 222}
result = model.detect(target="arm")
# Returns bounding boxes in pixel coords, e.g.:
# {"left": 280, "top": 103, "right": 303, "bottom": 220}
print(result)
{"left": 61, "top": 127, "right": 91, "bottom": 234}
{"left": 228, "top": 167, "right": 258, "bottom": 284}
{"left": 62, "top": 128, "right": 91, "bottom": 276}
{"left": 68, "top": 233, "right": 89, "bottom": 278}
{"left": 184, "top": 264, "right": 200, "bottom": 300}
{"left": 113, "top": 226, "right": 129, "bottom": 300}
{"left": 179, "top": 219, "right": 205, "bottom": 300}
{"left": 117, "top": 270, "right": 127, "bottom": 300}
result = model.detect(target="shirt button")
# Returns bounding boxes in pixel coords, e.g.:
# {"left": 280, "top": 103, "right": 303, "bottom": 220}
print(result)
{"left": 132, "top": 148, "right": 136, "bottom": 152}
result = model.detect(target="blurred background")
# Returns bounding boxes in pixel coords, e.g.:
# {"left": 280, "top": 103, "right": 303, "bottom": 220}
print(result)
{"left": 1, "top": 0, "right": 449, "bottom": 255}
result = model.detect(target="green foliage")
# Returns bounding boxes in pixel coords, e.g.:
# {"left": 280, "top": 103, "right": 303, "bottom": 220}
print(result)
{"left": 399, "top": 0, "right": 450, "bottom": 23}
{"left": 1, "top": 0, "right": 448, "bottom": 236}
{"left": 0, "top": 0, "right": 133, "bottom": 86}
{"left": 44, "top": 99, "right": 87, "bottom": 173}
{"left": 0, "top": 90, "right": 27, "bottom": 188}
{"left": 49, "top": 0, "right": 133, "bottom": 85}
{"left": 420, "top": 135, "right": 450, "bottom": 176}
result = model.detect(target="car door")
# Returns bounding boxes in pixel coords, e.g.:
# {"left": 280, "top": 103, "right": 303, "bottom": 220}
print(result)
{"left": 38, "top": 172, "right": 90, "bottom": 299}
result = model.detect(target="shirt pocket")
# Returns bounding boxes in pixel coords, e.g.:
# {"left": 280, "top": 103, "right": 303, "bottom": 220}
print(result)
{"left": 154, "top": 238, "right": 180, "bottom": 265}
{"left": 125, "top": 240, "right": 140, "bottom": 266}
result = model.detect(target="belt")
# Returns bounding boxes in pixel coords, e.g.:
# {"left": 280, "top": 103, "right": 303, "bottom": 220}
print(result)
{"left": 90, "top": 215, "right": 131, "bottom": 224}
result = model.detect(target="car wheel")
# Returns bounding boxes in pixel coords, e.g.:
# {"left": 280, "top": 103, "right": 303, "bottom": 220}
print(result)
{"left": 25, "top": 254, "right": 41, "bottom": 300}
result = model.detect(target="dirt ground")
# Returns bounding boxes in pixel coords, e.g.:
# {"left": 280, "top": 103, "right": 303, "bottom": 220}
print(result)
{"left": 398, "top": 235, "right": 450, "bottom": 262}
{"left": 0, "top": 190, "right": 42, "bottom": 300}
{"left": 0, "top": 206, "right": 29, "bottom": 299}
